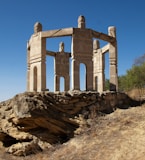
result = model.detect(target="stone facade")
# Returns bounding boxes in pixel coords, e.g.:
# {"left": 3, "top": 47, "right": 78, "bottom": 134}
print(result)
{"left": 54, "top": 42, "right": 70, "bottom": 91}
{"left": 27, "top": 15, "right": 118, "bottom": 92}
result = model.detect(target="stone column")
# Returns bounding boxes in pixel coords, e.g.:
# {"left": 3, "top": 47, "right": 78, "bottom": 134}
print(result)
{"left": 97, "top": 49, "right": 105, "bottom": 92}
{"left": 93, "top": 40, "right": 99, "bottom": 91}
{"left": 54, "top": 75, "right": 60, "bottom": 91}
{"left": 108, "top": 26, "right": 118, "bottom": 91}
{"left": 28, "top": 22, "right": 46, "bottom": 92}
{"left": 86, "top": 61, "right": 93, "bottom": 91}
{"left": 72, "top": 16, "right": 93, "bottom": 91}
{"left": 93, "top": 40, "right": 105, "bottom": 92}
{"left": 65, "top": 75, "right": 70, "bottom": 91}
{"left": 72, "top": 59, "right": 80, "bottom": 90}
{"left": 37, "top": 38, "right": 46, "bottom": 92}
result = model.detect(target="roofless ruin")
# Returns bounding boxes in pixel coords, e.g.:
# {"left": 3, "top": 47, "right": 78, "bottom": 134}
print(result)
{"left": 27, "top": 15, "right": 118, "bottom": 92}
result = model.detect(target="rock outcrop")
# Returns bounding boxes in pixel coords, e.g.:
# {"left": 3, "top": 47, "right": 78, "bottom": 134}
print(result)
{"left": 0, "top": 91, "right": 140, "bottom": 156}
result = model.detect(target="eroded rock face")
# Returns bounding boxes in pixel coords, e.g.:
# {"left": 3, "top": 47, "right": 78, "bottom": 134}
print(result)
{"left": 0, "top": 91, "right": 139, "bottom": 156}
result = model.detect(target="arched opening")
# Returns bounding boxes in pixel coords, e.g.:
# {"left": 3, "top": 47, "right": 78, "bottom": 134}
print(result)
{"left": 33, "top": 66, "right": 37, "bottom": 91}
{"left": 80, "top": 63, "right": 86, "bottom": 91}
{"left": 105, "top": 52, "right": 109, "bottom": 90}
{"left": 46, "top": 56, "right": 54, "bottom": 91}
{"left": 60, "top": 77, "right": 65, "bottom": 92}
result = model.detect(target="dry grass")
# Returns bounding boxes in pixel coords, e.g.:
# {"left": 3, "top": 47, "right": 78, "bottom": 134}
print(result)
{"left": 127, "top": 88, "right": 145, "bottom": 100}
{"left": 1, "top": 104, "right": 145, "bottom": 160}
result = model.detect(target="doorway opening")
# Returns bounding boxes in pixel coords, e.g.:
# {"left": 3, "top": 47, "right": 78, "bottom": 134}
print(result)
{"left": 80, "top": 63, "right": 86, "bottom": 91}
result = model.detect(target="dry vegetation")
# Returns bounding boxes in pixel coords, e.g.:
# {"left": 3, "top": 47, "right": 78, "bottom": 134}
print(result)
{"left": 0, "top": 103, "right": 145, "bottom": 160}
{"left": 127, "top": 87, "right": 145, "bottom": 100}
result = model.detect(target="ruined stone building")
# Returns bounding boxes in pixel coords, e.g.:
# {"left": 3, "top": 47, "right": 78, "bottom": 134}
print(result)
{"left": 27, "top": 15, "right": 118, "bottom": 92}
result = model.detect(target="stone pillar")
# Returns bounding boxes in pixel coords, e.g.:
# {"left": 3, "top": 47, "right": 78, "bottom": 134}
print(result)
{"left": 86, "top": 61, "right": 93, "bottom": 91}
{"left": 35, "top": 37, "right": 46, "bottom": 92}
{"left": 64, "top": 75, "right": 70, "bottom": 91}
{"left": 93, "top": 40, "right": 105, "bottom": 92}
{"left": 72, "top": 59, "right": 80, "bottom": 90}
{"left": 97, "top": 49, "right": 105, "bottom": 92}
{"left": 93, "top": 40, "right": 99, "bottom": 91}
{"left": 54, "top": 42, "right": 70, "bottom": 92}
{"left": 108, "top": 26, "right": 118, "bottom": 91}
{"left": 54, "top": 75, "right": 60, "bottom": 91}
{"left": 54, "top": 52, "right": 59, "bottom": 92}
{"left": 71, "top": 16, "right": 93, "bottom": 91}
{"left": 27, "top": 22, "right": 46, "bottom": 92}
{"left": 36, "top": 54, "right": 46, "bottom": 92}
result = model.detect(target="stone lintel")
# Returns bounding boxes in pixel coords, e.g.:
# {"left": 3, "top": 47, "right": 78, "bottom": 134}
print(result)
{"left": 101, "top": 44, "right": 109, "bottom": 54}
{"left": 41, "top": 28, "right": 73, "bottom": 38}
{"left": 46, "top": 50, "right": 71, "bottom": 57}
{"left": 46, "top": 51, "right": 56, "bottom": 57}
{"left": 92, "top": 30, "right": 116, "bottom": 43}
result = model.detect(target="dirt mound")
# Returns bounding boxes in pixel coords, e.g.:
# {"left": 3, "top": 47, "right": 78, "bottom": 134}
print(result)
{"left": 0, "top": 91, "right": 143, "bottom": 159}
{"left": 1, "top": 105, "right": 145, "bottom": 160}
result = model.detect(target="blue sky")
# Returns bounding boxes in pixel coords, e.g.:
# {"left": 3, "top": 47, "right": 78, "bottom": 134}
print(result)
{"left": 0, "top": 0, "right": 145, "bottom": 101}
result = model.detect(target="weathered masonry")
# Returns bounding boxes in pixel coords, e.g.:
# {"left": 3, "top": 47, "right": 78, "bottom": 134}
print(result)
{"left": 27, "top": 15, "right": 118, "bottom": 92}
